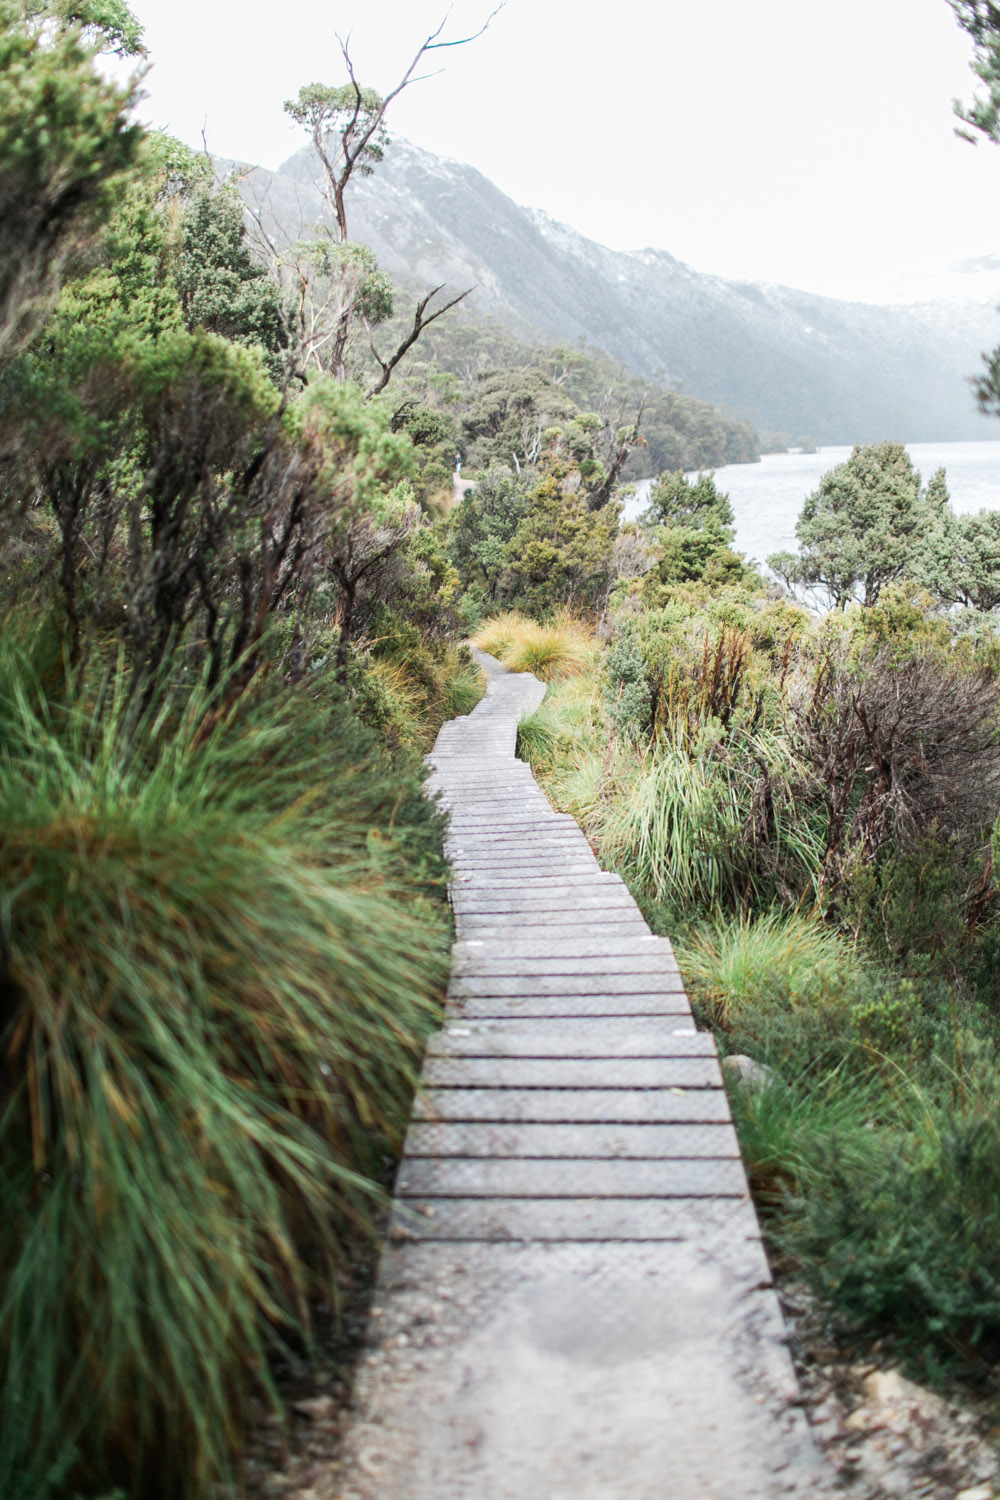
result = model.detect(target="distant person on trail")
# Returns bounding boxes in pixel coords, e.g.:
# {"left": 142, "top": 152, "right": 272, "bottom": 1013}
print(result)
{"left": 454, "top": 451, "right": 462, "bottom": 475}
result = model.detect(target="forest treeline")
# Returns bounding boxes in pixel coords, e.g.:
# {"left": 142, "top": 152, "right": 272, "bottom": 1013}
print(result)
{"left": 348, "top": 294, "right": 760, "bottom": 486}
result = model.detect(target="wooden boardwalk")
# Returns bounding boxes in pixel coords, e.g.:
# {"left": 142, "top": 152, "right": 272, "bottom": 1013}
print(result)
{"left": 338, "top": 651, "right": 830, "bottom": 1499}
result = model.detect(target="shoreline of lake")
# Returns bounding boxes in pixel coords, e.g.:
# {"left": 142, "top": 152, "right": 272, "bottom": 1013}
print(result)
{"left": 623, "top": 440, "right": 1000, "bottom": 565}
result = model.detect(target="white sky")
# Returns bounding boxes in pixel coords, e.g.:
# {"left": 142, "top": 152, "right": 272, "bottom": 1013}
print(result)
{"left": 117, "top": 0, "right": 1000, "bottom": 304}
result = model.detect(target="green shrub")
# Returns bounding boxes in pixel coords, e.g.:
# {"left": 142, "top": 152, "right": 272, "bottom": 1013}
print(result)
{"left": 516, "top": 700, "right": 560, "bottom": 767}
{"left": 0, "top": 639, "right": 450, "bottom": 1499}
{"left": 728, "top": 1064, "right": 885, "bottom": 1207}
{"left": 594, "top": 728, "right": 822, "bottom": 915}
{"left": 778, "top": 1039, "right": 1000, "bottom": 1367}
{"left": 602, "top": 632, "right": 650, "bottom": 739}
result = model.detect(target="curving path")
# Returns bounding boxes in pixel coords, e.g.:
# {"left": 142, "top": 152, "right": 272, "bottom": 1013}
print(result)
{"left": 338, "top": 650, "right": 831, "bottom": 1499}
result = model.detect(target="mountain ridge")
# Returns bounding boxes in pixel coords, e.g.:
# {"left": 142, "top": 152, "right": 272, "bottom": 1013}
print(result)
{"left": 234, "top": 137, "right": 1000, "bottom": 445}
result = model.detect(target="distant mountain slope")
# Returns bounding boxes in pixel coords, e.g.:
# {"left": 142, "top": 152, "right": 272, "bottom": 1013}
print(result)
{"left": 236, "top": 138, "right": 1000, "bottom": 444}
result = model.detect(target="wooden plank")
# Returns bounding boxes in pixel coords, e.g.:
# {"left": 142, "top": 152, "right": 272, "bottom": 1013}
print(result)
{"left": 423, "top": 1056, "right": 723, "bottom": 1088}
{"left": 403, "top": 1121, "right": 743, "bottom": 1160}
{"left": 396, "top": 1157, "right": 747, "bottom": 1198}
{"left": 390, "top": 1195, "right": 760, "bottom": 1243}
{"left": 454, "top": 936, "right": 670, "bottom": 961}
{"left": 452, "top": 995, "right": 692, "bottom": 1018}
{"left": 428, "top": 1021, "right": 711, "bottom": 1057}
{"left": 454, "top": 973, "right": 688, "bottom": 997}
{"left": 413, "top": 1087, "right": 732, "bottom": 1124}
{"left": 451, "top": 955, "right": 681, "bottom": 977}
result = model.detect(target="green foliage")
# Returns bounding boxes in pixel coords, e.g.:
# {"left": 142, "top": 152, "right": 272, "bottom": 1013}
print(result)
{"left": 175, "top": 186, "right": 289, "bottom": 378}
{"left": 649, "top": 522, "right": 749, "bottom": 588}
{"left": 777, "top": 1042, "right": 1000, "bottom": 1367}
{"left": 22, "top": 0, "right": 145, "bottom": 55}
{"left": 283, "top": 81, "right": 389, "bottom": 175}
{"left": 839, "top": 836, "right": 969, "bottom": 970}
{"left": 913, "top": 505, "right": 1000, "bottom": 610}
{"left": 602, "top": 631, "right": 651, "bottom": 739}
{"left": 640, "top": 470, "right": 751, "bottom": 590}
{"left": 0, "top": 632, "right": 450, "bottom": 1499}
{"left": 351, "top": 620, "right": 483, "bottom": 750}
{"left": 644, "top": 469, "right": 736, "bottom": 532}
{"left": 952, "top": 0, "right": 1000, "bottom": 145}
{"left": 678, "top": 909, "right": 854, "bottom": 1028}
{"left": 515, "top": 698, "right": 561, "bottom": 765}
{"left": 498, "top": 474, "right": 620, "bottom": 613}
{"left": 450, "top": 465, "right": 531, "bottom": 598}
{"left": 769, "top": 442, "right": 938, "bottom": 608}
{"left": 302, "top": 238, "right": 394, "bottom": 326}
{"left": 360, "top": 306, "right": 760, "bottom": 479}
{"left": 460, "top": 367, "right": 576, "bottom": 471}
{"left": 595, "top": 725, "right": 823, "bottom": 915}
{"left": 0, "top": 4, "right": 144, "bottom": 366}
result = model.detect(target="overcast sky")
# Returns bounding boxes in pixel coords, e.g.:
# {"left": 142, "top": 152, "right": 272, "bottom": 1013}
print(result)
{"left": 119, "top": 0, "right": 1000, "bottom": 305}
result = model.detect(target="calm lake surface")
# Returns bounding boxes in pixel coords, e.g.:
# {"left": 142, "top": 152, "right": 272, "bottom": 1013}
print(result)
{"left": 624, "top": 441, "right": 1000, "bottom": 566}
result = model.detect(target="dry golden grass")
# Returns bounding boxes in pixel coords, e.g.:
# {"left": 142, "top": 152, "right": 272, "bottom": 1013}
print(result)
{"left": 473, "top": 611, "right": 596, "bottom": 682}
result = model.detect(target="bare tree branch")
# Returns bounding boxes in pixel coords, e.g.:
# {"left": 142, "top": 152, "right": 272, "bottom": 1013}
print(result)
{"left": 587, "top": 396, "right": 647, "bottom": 510}
{"left": 365, "top": 284, "right": 473, "bottom": 399}
{"left": 325, "top": 5, "right": 506, "bottom": 242}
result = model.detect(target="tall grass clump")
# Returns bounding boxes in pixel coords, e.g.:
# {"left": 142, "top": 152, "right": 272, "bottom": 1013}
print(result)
{"left": 473, "top": 610, "right": 525, "bottom": 661}
{"left": 677, "top": 909, "right": 854, "bottom": 1027}
{"left": 727, "top": 1064, "right": 886, "bottom": 1207}
{"left": 353, "top": 620, "right": 485, "bottom": 751}
{"left": 0, "top": 631, "right": 450, "bottom": 1500}
{"left": 474, "top": 610, "right": 595, "bottom": 681}
{"left": 594, "top": 725, "right": 822, "bottom": 915}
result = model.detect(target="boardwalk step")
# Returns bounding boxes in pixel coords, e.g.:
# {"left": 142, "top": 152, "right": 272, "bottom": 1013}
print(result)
{"left": 403, "top": 1120, "right": 743, "bottom": 1159}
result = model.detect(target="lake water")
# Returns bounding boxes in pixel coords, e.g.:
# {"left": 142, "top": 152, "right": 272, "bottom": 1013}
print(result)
{"left": 623, "top": 441, "right": 1000, "bottom": 567}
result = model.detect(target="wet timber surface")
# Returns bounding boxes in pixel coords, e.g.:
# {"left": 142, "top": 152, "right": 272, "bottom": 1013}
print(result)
{"left": 337, "top": 650, "right": 832, "bottom": 1500}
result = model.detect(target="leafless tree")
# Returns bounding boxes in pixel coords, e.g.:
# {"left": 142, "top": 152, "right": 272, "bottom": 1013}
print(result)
{"left": 256, "top": 6, "right": 503, "bottom": 388}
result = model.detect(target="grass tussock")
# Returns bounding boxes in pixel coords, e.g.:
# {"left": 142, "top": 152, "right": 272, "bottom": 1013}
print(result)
{"left": 0, "top": 633, "right": 450, "bottom": 1500}
{"left": 473, "top": 610, "right": 596, "bottom": 681}
{"left": 356, "top": 634, "right": 485, "bottom": 750}
{"left": 677, "top": 908, "right": 854, "bottom": 1027}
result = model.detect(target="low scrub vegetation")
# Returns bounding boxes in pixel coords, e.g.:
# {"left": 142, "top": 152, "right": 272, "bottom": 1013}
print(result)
{"left": 0, "top": 10, "right": 486, "bottom": 1496}
{"left": 508, "top": 467, "right": 1000, "bottom": 1382}
{"left": 0, "top": 632, "right": 452, "bottom": 1499}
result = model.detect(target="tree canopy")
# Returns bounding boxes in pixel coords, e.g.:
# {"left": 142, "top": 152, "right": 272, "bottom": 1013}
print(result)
{"left": 768, "top": 442, "right": 939, "bottom": 609}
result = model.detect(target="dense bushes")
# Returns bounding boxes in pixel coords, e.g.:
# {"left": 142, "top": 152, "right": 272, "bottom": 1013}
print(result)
{"left": 0, "top": 10, "right": 484, "bottom": 1496}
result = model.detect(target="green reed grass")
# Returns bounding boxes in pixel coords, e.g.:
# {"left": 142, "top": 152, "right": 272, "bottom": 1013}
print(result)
{"left": 594, "top": 729, "right": 823, "bottom": 914}
{"left": 0, "top": 636, "right": 450, "bottom": 1499}
{"left": 769, "top": 1041, "right": 1000, "bottom": 1366}
{"left": 727, "top": 1062, "right": 887, "bottom": 1205}
{"left": 677, "top": 909, "right": 853, "bottom": 1027}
